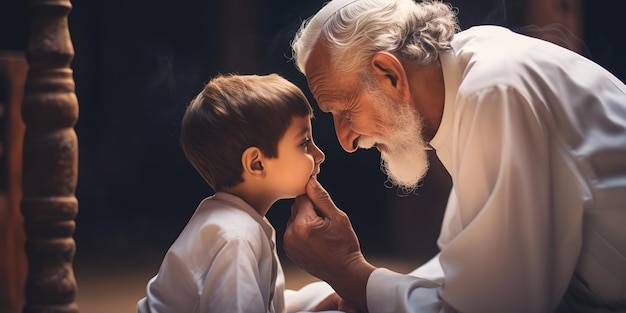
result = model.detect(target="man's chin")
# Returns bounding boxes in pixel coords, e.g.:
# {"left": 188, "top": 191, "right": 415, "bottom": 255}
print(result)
{"left": 380, "top": 156, "right": 429, "bottom": 191}
{"left": 387, "top": 169, "right": 421, "bottom": 191}
{"left": 386, "top": 175, "right": 422, "bottom": 191}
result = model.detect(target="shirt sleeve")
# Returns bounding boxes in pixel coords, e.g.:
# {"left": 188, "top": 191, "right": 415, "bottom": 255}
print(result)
{"left": 367, "top": 86, "right": 581, "bottom": 313}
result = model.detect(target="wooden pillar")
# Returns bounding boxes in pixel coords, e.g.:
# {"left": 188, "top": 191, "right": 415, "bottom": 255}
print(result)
{"left": 0, "top": 52, "right": 28, "bottom": 313}
{"left": 20, "top": 0, "right": 79, "bottom": 312}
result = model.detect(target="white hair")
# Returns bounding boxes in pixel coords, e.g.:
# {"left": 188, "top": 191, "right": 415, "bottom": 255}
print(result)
{"left": 291, "top": 0, "right": 459, "bottom": 75}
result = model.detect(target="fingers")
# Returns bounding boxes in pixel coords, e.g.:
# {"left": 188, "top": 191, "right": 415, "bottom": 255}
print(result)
{"left": 288, "top": 194, "right": 307, "bottom": 224}
{"left": 306, "top": 176, "right": 339, "bottom": 217}
{"left": 285, "top": 177, "right": 341, "bottom": 257}
{"left": 312, "top": 293, "right": 341, "bottom": 311}
{"left": 313, "top": 293, "right": 362, "bottom": 313}
{"left": 286, "top": 194, "right": 318, "bottom": 239}
{"left": 291, "top": 194, "right": 317, "bottom": 220}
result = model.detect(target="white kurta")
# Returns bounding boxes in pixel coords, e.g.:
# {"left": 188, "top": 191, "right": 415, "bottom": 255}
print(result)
{"left": 137, "top": 192, "right": 334, "bottom": 313}
{"left": 367, "top": 26, "right": 626, "bottom": 313}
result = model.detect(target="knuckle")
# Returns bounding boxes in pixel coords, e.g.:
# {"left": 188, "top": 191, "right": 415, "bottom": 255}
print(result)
{"left": 292, "top": 221, "right": 310, "bottom": 238}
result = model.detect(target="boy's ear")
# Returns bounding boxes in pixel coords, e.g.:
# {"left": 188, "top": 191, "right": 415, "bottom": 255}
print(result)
{"left": 370, "top": 51, "right": 410, "bottom": 101}
{"left": 241, "top": 147, "right": 265, "bottom": 178}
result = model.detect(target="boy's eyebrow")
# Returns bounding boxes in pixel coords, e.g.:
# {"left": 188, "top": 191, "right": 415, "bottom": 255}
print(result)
{"left": 295, "top": 126, "right": 310, "bottom": 138}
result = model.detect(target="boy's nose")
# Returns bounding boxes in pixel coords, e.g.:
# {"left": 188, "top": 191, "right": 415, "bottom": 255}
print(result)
{"left": 313, "top": 143, "right": 325, "bottom": 164}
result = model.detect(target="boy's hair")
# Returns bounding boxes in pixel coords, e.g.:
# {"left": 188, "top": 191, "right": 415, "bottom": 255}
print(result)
{"left": 180, "top": 73, "right": 313, "bottom": 190}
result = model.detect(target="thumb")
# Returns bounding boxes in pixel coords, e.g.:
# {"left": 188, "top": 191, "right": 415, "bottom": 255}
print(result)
{"left": 286, "top": 194, "right": 320, "bottom": 237}
{"left": 306, "top": 176, "right": 339, "bottom": 217}
{"left": 290, "top": 194, "right": 316, "bottom": 222}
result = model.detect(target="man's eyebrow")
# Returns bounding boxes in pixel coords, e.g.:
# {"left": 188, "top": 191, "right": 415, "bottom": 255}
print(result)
{"left": 315, "top": 94, "right": 338, "bottom": 113}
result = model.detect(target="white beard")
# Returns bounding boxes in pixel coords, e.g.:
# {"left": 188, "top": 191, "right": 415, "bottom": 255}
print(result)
{"left": 357, "top": 90, "right": 430, "bottom": 192}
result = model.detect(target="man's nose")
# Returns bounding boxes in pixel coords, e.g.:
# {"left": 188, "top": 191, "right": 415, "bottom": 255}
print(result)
{"left": 333, "top": 115, "right": 359, "bottom": 153}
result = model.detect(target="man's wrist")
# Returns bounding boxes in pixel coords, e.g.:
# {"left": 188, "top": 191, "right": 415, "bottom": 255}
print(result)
{"left": 329, "top": 256, "right": 376, "bottom": 312}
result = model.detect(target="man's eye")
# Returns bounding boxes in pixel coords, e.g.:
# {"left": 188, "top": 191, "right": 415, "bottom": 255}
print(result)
{"left": 301, "top": 138, "right": 311, "bottom": 148}
{"left": 341, "top": 110, "right": 351, "bottom": 121}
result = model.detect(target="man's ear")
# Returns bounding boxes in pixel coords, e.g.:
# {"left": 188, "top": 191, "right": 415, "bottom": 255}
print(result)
{"left": 241, "top": 147, "right": 265, "bottom": 179}
{"left": 370, "top": 52, "right": 410, "bottom": 101}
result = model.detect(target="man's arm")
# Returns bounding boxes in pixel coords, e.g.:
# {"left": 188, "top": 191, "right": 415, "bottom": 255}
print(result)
{"left": 284, "top": 178, "right": 453, "bottom": 313}
{"left": 433, "top": 86, "right": 582, "bottom": 312}
{"left": 284, "top": 177, "right": 376, "bottom": 311}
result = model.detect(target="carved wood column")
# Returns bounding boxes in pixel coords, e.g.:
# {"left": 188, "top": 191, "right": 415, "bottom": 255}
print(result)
{"left": 21, "top": 0, "right": 79, "bottom": 312}
{"left": 0, "top": 52, "right": 29, "bottom": 313}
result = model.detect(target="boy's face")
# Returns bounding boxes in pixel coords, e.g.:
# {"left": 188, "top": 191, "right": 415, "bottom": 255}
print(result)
{"left": 264, "top": 116, "right": 325, "bottom": 198}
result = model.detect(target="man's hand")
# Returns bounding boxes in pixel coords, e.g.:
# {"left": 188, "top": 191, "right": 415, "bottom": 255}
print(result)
{"left": 284, "top": 177, "right": 376, "bottom": 311}
{"left": 284, "top": 177, "right": 361, "bottom": 279}
{"left": 313, "top": 293, "right": 362, "bottom": 313}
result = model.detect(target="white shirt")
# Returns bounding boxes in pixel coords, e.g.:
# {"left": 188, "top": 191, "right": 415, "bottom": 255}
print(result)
{"left": 138, "top": 192, "right": 335, "bottom": 313}
{"left": 367, "top": 26, "right": 626, "bottom": 313}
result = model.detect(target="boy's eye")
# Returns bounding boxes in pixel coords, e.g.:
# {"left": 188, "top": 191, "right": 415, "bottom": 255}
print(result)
{"left": 301, "top": 138, "right": 311, "bottom": 148}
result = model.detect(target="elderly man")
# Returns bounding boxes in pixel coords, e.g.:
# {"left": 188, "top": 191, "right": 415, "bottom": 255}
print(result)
{"left": 283, "top": 0, "right": 626, "bottom": 312}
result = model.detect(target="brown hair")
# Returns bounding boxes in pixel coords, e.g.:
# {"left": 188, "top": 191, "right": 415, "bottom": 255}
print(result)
{"left": 180, "top": 73, "right": 313, "bottom": 190}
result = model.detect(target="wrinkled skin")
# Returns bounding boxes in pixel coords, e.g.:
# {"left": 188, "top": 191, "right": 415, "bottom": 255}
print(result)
{"left": 284, "top": 177, "right": 375, "bottom": 311}
{"left": 314, "top": 292, "right": 361, "bottom": 313}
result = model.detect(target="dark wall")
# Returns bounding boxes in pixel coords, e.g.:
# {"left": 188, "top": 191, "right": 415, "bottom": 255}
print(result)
{"left": 1, "top": 0, "right": 624, "bottom": 261}
{"left": 65, "top": 0, "right": 393, "bottom": 257}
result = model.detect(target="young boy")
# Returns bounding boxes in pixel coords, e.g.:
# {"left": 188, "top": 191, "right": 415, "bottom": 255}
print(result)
{"left": 137, "top": 73, "right": 339, "bottom": 313}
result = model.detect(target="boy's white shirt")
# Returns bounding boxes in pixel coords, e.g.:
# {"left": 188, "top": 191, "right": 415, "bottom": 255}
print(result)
{"left": 137, "top": 192, "right": 335, "bottom": 313}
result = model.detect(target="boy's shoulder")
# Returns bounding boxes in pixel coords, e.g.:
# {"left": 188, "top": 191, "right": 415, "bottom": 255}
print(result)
{"left": 166, "top": 194, "right": 271, "bottom": 259}
{"left": 192, "top": 194, "right": 258, "bottom": 222}
{"left": 198, "top": 192, "right": 259, "bottom": 216}
{"left": 183, "top": 192, "right": 271, "bottom": 239}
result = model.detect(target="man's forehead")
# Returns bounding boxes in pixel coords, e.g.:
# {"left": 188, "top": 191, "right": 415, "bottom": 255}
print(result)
{"left": 304, "top": 46, "right": 332, "bottom": 100}
{"left": 303, "top": 40, "right": 360, "bottom": 113}
{"left": 306, "top": 74, "right": 341, "bottom": 112}
{"left": 304, "top": 39, "right": 331, "bottom": 79}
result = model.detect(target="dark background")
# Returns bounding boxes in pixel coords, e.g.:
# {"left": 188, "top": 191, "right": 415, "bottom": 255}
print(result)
{"left": 1, "top": 0, "right": 624, "bottom": 264}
